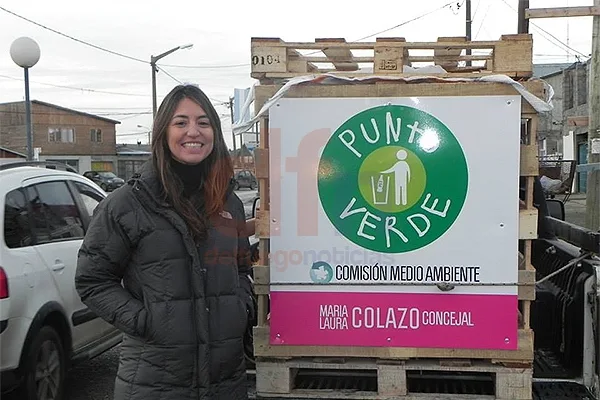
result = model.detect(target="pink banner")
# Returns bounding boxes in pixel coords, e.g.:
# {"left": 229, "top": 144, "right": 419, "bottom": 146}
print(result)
{"left": 269, "top": 291, "right": 518, "bottom": 350}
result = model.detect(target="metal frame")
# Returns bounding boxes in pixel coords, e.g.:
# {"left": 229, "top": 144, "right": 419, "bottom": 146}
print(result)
{"left": 547, "top": 216, "right": 600, "bottom": 254}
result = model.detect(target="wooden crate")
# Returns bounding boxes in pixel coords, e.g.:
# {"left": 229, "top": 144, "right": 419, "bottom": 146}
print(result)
{"left": 250, "top": 34, "right": 534, "bottom": 82}
{"left": 255, "top": 357, "right": 533, "bottom": 399}
{"left": 250, "top": 61, "right": 544, "bottom": 400}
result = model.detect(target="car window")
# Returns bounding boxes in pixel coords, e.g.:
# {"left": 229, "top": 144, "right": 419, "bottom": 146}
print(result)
{"left": 3, "top": 189, "right": 34, "bottom": 249}
{"left": 72, "top": 181, "right": 104, "bottom": 218}
{"left": 26, "top": 181, "right": 85, "bottom": 244}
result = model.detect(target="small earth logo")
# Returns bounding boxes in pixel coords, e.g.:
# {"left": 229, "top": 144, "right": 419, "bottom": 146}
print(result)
{"left": 310, "top": 261, "right": 334, "bottom": 283}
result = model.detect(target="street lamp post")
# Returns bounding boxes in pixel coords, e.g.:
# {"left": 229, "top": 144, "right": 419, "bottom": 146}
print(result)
{"left": 10, "top": 37, "right": 41, "bottom": 161}
{"left": 137, "top": 124, "right": 152, "bottom": 145}
{"left": 151, "top": 44, "right": 193, "bottom": 120}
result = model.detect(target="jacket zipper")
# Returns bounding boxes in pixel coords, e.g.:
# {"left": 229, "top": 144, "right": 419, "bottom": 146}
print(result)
{"left": 133, "top": 181, "right": 202, "bottom": 395}
{"left": 134, "top": 178, "right": 237, "bottom": 399}
{"left": 188, "top": 251, "right": 201, "bottom": 398}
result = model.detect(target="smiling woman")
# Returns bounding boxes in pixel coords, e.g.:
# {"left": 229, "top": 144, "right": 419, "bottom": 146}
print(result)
{"left": 75, "top": 84, "right": 255, "bottom": 400}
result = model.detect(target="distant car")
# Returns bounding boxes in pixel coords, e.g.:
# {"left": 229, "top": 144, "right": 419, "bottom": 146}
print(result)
{"left": 233, "top": 170, "right": 257, "bottom": 190}
{"left": 82, "top": 170, "right": 124, "bottom": 192}
{"left": 0, "top": 162, "right": 121, "bottom": 400}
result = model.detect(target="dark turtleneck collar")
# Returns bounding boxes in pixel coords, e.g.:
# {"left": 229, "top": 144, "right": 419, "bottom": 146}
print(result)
{"left": 170, "top": 158, "right": 206, "bottom": 196}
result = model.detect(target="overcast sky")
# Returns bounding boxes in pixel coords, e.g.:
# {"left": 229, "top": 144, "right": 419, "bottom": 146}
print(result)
{"left": 0, "top": 0, "right": 594, "bottom": 149}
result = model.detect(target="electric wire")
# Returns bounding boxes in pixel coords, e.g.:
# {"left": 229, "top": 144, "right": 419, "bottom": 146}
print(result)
{"left": 0, "top": 6, "right": 147, "bottom": 64}
{"left": 499, "top": 0, "right": 590, "bottom": 59}
{"left": 0, "top": 74, "right": 150, "bottom": 97}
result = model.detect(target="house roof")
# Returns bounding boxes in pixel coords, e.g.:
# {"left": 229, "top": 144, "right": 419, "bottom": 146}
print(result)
{"left": 0, "top": 100, "right": 121, "bottom": 124}
{"left": 0, "top": 146, "right": 26, "bottom": 158}
{"left": 533, "top": 63, "right": 573, "bottom": 79}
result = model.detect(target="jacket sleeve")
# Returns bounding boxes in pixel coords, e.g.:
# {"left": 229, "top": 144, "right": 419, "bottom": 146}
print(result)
{"left": 235, "top": 198, "right": 256, "bottom": 320}
{"left": 75, "top": 197, "right": 147, "bottom": 338}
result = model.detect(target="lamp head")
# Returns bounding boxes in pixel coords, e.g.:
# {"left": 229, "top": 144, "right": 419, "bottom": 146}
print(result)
{"left": 10, "top": 37, "right": 41, "bottom": 68}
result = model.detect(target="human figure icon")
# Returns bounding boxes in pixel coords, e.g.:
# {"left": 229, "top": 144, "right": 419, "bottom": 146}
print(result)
{"left": 380, "top": 149, "right": 411, "bottom": 206}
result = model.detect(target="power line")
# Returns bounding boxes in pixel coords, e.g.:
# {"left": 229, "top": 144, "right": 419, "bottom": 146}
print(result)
{"left": 153, "top": 66, "right": 230, "bottom": 105}
{"left": 0, "top": 73, "right": 150, "bottom": 97}
{"left": 0, "top": 6, "right": 147, "bottom": 64}
{"left": 77, "top": 106, "right": 151, "bottom": 110}
{"left": 472, "top": 0, "right": 481, "bottom": 20}
{"left": 156, "top": 66, "right": 182, "bottom": 84}
{"left": 116, "top": 132, "right": 150, "bottom": 137}
{"left": 160, "top": 62, "right": 249, "bottom": 69}
{"left": 499, "top": 0, "right": 589, "bottom": 59}
{"left": 351, "top": 1, "right": 459, "bottom": 42}
{"left": 277, "top": 1, "right": 461, "bottom": 64}
{"left": 166, "top": 2, "right": 458, "bottom": 68}
{"left": 0, "top": 5, "right": 253, "bottom": 71}
{"left": 0, "top": 72, "right": 231, "bottom": 111}
{"left": 474, "top": 3, "right": 491, "bottom": 40}
{"left": 2, "top": 110, "right": 151, "bottom": 116}
{"left": 0, "top": 73, "right": 228, "bottom": 105}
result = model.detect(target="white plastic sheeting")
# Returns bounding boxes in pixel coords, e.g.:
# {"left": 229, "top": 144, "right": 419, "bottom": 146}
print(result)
{"left": 232, "top": 73, "right": 554, "bottom": 135}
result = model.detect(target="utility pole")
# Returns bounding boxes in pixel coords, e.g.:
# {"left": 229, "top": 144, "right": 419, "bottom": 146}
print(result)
{"left": 587, "top": 0, "right": 600, "bottom": 230}
{"left": 229, "top": 96, "right": 238, "bottom": 169}
{"left": 526, "top": 3, "right": 600, "bottom": 230}
{"left": 229, "top": 96, "right": 237, "bottom": 153}
{"left": 518, "top": 1, "right": 530, "bottom": 34}
{"left": 150, "top": 44, "right": 194, "bottom": 121}
{"left": 465, "top": 0, "right": 472, "bottom": 67}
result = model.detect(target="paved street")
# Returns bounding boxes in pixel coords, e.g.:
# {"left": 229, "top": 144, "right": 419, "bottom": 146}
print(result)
{"left": 563, "top": 193, "right": 588, "bottom": 228}
{"left": 4, "top": 344, "right": 257, "bottom": 400}
{"left": 63, "top": 346, "right": 120, "bottom": 400}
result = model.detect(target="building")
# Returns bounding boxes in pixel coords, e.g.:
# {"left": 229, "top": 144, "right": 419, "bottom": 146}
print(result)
{"left": 531, "top": 61, "right": 591, "bottom": 193}
{"left": 561, "top": 60, "right": 591, "bottom": 193}
{"left": 533, "top": 63, "right": 572, "bottom": 156}
{"left": 0, "top": 100, "right": 120, "bottom": 172}
{"left": 116, "top": 142, "right": 151, "bottom": 180}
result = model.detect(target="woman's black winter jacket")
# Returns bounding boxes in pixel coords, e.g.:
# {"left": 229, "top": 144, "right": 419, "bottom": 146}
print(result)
{"left": 75, "top": 162, "right": 255, "bottom": 400}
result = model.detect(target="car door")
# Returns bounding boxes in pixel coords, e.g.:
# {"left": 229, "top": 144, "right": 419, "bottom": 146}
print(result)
{"left": 67, "top": 180, "right": 119, "bottom": 346}
{"left": 22, "top": 178, "right": 106, "bottom": 350}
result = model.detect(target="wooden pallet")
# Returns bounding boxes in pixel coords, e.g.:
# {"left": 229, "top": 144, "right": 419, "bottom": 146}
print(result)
{"left": 249, "top": 59, "right": 544, "bottom": 400}
{"left": 250, "top": 34, "right": 533, "bottom": 82}
{"left": 255, "top": 357, "right": 533, "bottom": 400}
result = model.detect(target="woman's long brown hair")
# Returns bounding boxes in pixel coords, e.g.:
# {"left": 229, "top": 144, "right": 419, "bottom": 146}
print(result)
{"left": 151, "top": 84, "right": 234, "bottom": 241}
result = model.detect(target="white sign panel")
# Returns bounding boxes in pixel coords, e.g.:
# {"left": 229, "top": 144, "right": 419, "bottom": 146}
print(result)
{"left": 267, "top": 96, "right": 522, "bottom": 350}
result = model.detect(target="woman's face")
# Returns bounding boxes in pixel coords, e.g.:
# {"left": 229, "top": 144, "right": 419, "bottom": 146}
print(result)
{"left": 167, "top": 97, "right": 214, "bottom": 165}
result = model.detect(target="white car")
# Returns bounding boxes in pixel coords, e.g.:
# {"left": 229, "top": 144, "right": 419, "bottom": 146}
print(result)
{"left": 0, "top": 161, "right": 122, "bottom": 400}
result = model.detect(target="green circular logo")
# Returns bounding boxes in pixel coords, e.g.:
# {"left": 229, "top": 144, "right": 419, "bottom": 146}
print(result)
{"left": 318, "top": 105, "right": 468, "bottom": 253}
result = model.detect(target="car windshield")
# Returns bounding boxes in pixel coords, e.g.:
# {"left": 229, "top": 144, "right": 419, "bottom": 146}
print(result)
{"left": 98, "top": 172, "right": 118, "bottom": 178}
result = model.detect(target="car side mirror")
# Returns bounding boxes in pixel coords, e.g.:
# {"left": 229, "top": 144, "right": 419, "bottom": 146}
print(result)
{"left": 546, "top": 199, "right": 565, "bottom": 221}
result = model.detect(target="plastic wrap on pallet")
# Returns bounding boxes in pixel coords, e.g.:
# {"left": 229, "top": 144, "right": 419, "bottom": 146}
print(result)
{"left": 232, "top": 73, "right": 554, "bottom": 135}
